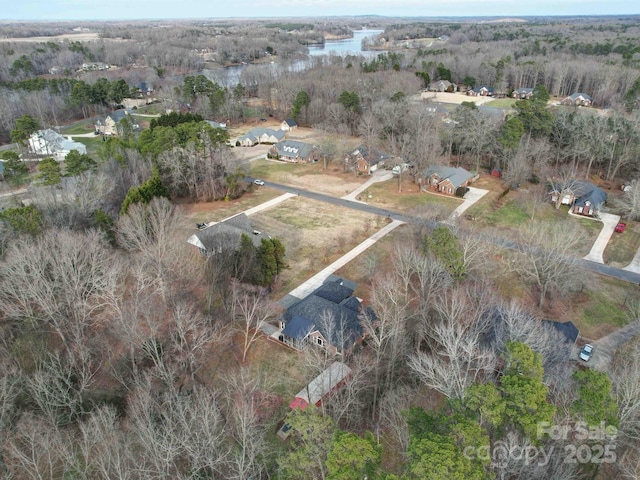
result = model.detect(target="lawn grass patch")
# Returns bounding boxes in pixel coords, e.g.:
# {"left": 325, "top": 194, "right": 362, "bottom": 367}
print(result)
{"left": 485, "top": 200, "right": 530, "bottom": 227}
{"left": 365, "top": 179, "right": 460, "bottom": 214}
{"left": 571, "top": 276, "right": 637, "bottom": 339}
{"left": 604, "top": 220, "right": 640, "bottom": 267}
{"left": 60, "top": 121, "right": 95, "bottom": 134}
{"left": 249, "top": 159, "right": 315, "bottom": 181}
{"left": 72, "top": 136, "right": 106, "bottom": 155}
{"left": 484, "top": 98, "right": 517, "bottom": 108}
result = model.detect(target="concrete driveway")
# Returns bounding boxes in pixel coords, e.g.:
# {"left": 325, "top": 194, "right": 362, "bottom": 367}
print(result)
{"left": 342, "top": 170, "right": 393, "bottom": 202}
{"left": 623, "top": 243, "right": 640, "bottom": 273}
{"left": 582, "top": 212, "right": 620, "bottom": 264}
{"left": 447, "top": 186, "right": 489, "bottom": 221}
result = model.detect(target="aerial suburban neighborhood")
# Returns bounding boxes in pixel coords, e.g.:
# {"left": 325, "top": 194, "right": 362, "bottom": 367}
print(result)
{"left": 0, "top": 11, "right": 639, "bottom": 480}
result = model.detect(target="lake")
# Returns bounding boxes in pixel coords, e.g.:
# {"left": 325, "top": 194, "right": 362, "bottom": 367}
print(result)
{"left": 204, "top": 29, "right": 384, "bottom": 86}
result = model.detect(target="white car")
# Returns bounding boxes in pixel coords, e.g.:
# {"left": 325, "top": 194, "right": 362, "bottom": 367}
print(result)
{"left": 579, "top": 344, "right": 594, "bottom": 362}
{"left": 253, "top": 179, "right": 265, "bottom": 186}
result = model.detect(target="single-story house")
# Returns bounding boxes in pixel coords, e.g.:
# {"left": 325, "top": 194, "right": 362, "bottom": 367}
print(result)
{"left": 561, "top": 93, "right": 593, "bottom": 107}
{"left": 427, "top": 80, "right": 456, "bottom": 92}
{"left": 95, "top": 110, "right": 128, "bottom": 136}
{"left": 187, "top": 213, "right": 269, "bottom": 257}
{"left": 280, "top": 118, "right": 298, "bottom": 131}
{"left": 467, "top": 86, "right": 495, "bottom": 97}
{"left": 345, "top": 145, "right": 391, "bottom": 174}
{"left": 27, "top": 129, "right": 87, "bottom": 162}
{"left": 549, "top": 180, "right": 607, "bottom": 217}
{"left": 512, "top": 87, "right": 534, "bottom": 99}
{"left": 236, "top": 128, "right": 285, "bottom": 147}
{"left": 278, "top": 277, "right": 369, "bottom": 355}
{"left": 269, "top": 140, "right": 320, "bottom": 163}
{"left": 420, "top": 165, "right": 475, "bottom": 196}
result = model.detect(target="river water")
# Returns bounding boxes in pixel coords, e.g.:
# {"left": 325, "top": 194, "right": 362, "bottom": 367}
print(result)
{"left": 203, "top": 29, "right": 383, "bottom": 86}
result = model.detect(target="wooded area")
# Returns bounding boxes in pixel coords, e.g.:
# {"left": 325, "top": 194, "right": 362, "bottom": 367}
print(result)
{"left": 0, "top": 15, "right": 640, "bottom": 479}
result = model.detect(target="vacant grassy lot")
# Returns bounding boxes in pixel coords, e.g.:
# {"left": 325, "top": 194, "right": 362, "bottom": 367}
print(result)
{"left": 485, "top": 98, "right": 517, "bottom": 108}
{"left": 179, "top": 186, "right": 284, "bottom": 225}
{"left": 364, "top": 178, "right": 460, "bottom": 216}
{"left": 604, "top": 220, "right": 640, "bottom": 267}
{"left": 250, "top": 196, "right": 387, "bottom": 298}
{"left": 250, "top": 159, "right": 366, "bottom": 197}
{"left": 60, "top": 121, "right": 95, "bottom": 135}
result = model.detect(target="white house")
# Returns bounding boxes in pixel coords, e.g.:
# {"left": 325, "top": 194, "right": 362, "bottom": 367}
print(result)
{"left": 28, "top": 129, "right": 87, "bottom": 162}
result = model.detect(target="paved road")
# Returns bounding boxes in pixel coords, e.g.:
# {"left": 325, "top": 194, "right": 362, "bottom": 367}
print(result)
{"left": 250, "top": 178, "right": 640, "bottom": 286}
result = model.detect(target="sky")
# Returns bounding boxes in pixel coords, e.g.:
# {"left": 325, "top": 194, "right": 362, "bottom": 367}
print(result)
{"left": 1, "top": 0, "right": 638, "bottom": 21}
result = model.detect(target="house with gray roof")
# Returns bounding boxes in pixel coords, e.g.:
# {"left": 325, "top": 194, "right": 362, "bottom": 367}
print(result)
{"left": 512, "top": 87, "right": 534, "bottom": 99}
{"left": 549, "top": 180, "right": 606, "bottom": 217}
{"left": 420, "top": 165, "right": 475, "bottom": 196}
{"left": 236, "top": 128, "right": 285, "bottom": 147}
{"left": 280, "top": 118, "right": 298, "bottom": 131}
{"left": 278, "top": 277, "right": 369, "bottom": 355}
{"left": 187, "top": 213, "right": 269, "bottom": 257}
{"left": 467, "top": 86, "right": 495, "bottom": 97}
{"left": 345, "top": 145, "right": 392, "bottom": 174}
{"left": 27, "top": 129, "right": 87, "bottom": 162}
{"left": 269, "top": 140, "right": 320, "bottom": 163}
{"left": 205, "top": 120, "right": 227, "bottom": 130}
{"left": 427, "top": 80, "right": 455, "bottom": 93}
{"left": 95, "top": 109, "right": 129, "bottom": 136}
{"left": 561, "top": 93, "right": 593, "bottom": 107}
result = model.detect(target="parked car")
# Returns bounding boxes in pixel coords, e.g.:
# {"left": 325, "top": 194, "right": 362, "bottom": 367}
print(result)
{"left": 615, "top": 223, "right": 627, "bottom": 233}
{"left": 254, "top": 179, "right": 265, "bottom": 186}
{"left": 579, "top": 344, "right": 594, "bottom": 361}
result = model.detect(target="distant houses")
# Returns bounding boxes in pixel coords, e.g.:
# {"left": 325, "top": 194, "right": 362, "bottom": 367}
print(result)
{"left": 27, "top": 129, "right": 87, "bottom": 162}
{"left": 280, "top": 118, "right": 298, "bottom": 131}
{"left": 512, "top": 87, "right": 534, "bottom": 99}
{"left": 467, "top": 86, "right": 495, "bottom": 97}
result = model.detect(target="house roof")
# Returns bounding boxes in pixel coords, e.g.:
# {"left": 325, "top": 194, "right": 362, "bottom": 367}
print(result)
{"left": 290, "top": 362, "right": 352, "bottom": 409}
{"left": 187, "top": 212, "right": 268, "bottom": 253}
{"left": 107, "top": 110, "right": 127, "bottom": 123}
{"left": 514, "top": 87, "right": 533, "bottom": 95}
{"left": 239, "top": 128, "right": 285, "bottom": 142}
{"left": 272, "top": 140, "right": 316, "bottom": 159}
{"left": 552, "top": 180, "right": 607, "bottom": 208}
{"left": 30, "top": 129, "right": 86, "bottom": 156}
{"left": 282, "top": 277, "right": 364, "bottom": 352}
{"left": 350, "top": 145, "right": 390, "bottom": 166}
{"left": 471, "top": 85, "right": 495, "bottom": 94}
{"left": 568, "top": 92, "right": 593, "bottom": 101}
{"left": 423, "top": 165, "right": 474, "bottom": 189}
{"left": 283, "top": 118, "right": 297, "bottom": 127}
{"left": 545, "top": 320, "right": 579, "bottom": 344}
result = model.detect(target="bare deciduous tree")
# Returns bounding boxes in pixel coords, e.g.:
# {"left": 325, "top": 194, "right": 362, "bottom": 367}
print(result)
{"left": 508, "top": 221, "right": 584, "bottom": 308}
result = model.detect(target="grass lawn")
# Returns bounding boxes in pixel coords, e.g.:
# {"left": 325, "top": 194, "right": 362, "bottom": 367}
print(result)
{"left": 179, "top": 186, "right": 285, "bottom": 224}
{"left": 365, "top": 178, "right": 460, "bottom": 215}
{"left": 572, "top": 276, "right": 637, "bottom": 339}
{"left": 484, "top": 98, "right": 517, "bottom": 108}
{"left": 249, "top": 159, "right": 315, "bottom": 180}
{"left": 72, "top": 136, "right": 106, "bottom": 156}
{"left": 604, "top": 220, "right": 640, "bottom": 267}
{"left": 60, "top": 121, "right": 95, "bottom": 135}
{"left": 132, "top": 104, "right": 165, "bottom": 115}
{"left": 249, "top": 197, "right": 387, "bottom": 299}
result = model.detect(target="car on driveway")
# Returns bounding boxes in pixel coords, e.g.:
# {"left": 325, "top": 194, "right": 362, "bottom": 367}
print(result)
{"left": 615, "top": 223, "right": 627, "bottom": 233}
{"left": 579, "top": 344, "right": 594, "bottom": 361}
{"left": 253, "top": 179, "right": 265, "bottom": 186}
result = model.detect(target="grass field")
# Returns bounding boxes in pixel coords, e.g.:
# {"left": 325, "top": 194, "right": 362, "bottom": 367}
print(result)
{"left": 604, "top": 220, "right": 640, "bottom": 267}
{"left": 485, "top": 98, "right": 517, "bottom": 108}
